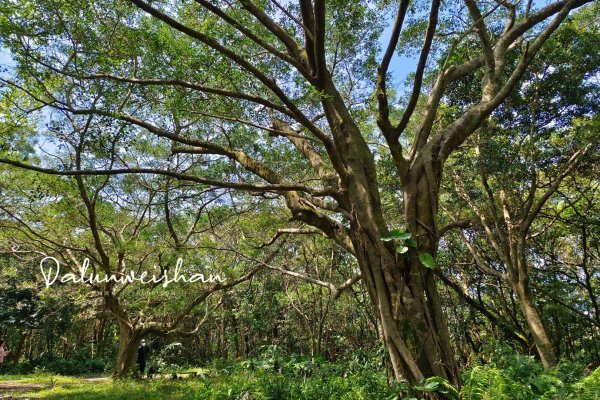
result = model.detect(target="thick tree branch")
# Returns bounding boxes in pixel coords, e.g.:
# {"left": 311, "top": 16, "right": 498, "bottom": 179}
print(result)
{"left": 376, "top": 0, "right": 409, "bottom": 137}
{"left": 313, "top": 0, "right": 327, "bottom": 84}
{"left": 439, "top": 219, "right": 471, "bottom": 237}
{"left": 464, "top": 0, "right": 496, "bottom": 94}
{"left": 193, "top": 0, "right": 302, "bottom": 69}
{"left": 127, "top": 0, "right": 335, "bottom": 154}
{"left": 299, "top": 0, "right": 317, "bottom": 76}
{"left": 239, "top": 0, "right": 306, "bottom": 63}
{"left": 394, "top": 0, "right": 440, "bottom": 139}
{"left": 271, "top": 116, "right": 337, "bottom": 187}
{"left": 0, "top": 157, "right": 331, "bottom": 196}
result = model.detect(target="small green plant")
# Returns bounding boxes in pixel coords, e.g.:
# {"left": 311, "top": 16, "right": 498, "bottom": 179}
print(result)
{"left": 380, "top": 229, "right": 436, "bottom": 269}
{"left": 405, "top": 376, "right": 459, "bottom": 399}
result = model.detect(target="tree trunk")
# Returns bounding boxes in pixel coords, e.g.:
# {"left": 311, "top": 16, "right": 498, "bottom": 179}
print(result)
{"left": 244, "top": 329, "right": 251, "bottom": 357}
{"left": 514, "top": 281, "right": 556, "bottom": 368}
{"left": 328, "top": 120, "right": 457, "bottom": 385}
{"left": 506, "top": 240, "right": 557, "bottom": 369}
{"left": 112, "top": 322, "right": 142, "bottom": 378}
{"left": 26, "top": 330, "right": 34, "bottom": 361}
{"left": 93, "top": 316, "right": 108, "bottom": 357}
{"left": 8, "top": 332, "right": 20, "bottom": 364}
{"left": 308, "top": 76, "right": 459, "bottom": 386}
{"left": 219, "top": 305, "right": 228, "bottom": 360}
{"left": 346, "top": 173, "right": 459, "bottom": 385}
{"left": 353, "top": 237, "right": 459, "bottom": 383}
{"left": 12, "top": 331, "right": 27, "bottom": 365}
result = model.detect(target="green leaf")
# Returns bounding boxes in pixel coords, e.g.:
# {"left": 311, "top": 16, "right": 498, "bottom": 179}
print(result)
{"left": 381, "top": 229, "right": 402, "bottom": 241}
{"left": 405, "top": 238, "right": 417, "bottom": 247}
{"left": 381, "top": 229, "right": 411, "bottom": 242}
{"left": 396, "top": 245, "right": 409, "bottom": 254}
{"left": 424, "top": 380, "right": 440, "bottom": 390}
{"left": 418, "top": 253, "right": 436, "bottom": 270}
{"left": 398, "top": 232, "right": 412, "bottom": 240}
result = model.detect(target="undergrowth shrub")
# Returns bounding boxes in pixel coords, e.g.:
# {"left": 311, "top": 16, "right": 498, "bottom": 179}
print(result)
{"left": 460, "top": 349, "right": 598, "bottom": 400}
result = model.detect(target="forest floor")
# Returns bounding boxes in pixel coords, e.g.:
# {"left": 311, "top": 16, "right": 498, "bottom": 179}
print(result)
{"left": 0, "top": 375, "right": 111, "bottom": 399}
{"left": 0, "top": 373, "right": 228, "bottom": 399}
{"left": 0, "top": 363, "right": 598, "bottom": 400}
{"left": 0, "top": 374, "right": 203, "bottom": 399}
{"left": 0, "top": 373, "right": 213, "bottom": 400}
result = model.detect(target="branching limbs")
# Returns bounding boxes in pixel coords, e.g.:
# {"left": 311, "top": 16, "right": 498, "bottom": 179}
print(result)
{"left": 464, "top": 0, "right": 496, "bottom": 97}
{"left": 436, "top": 0, "right": 589, "bottom": 163}
{"left": 72, "top": 112, "right": 112, "bottom": 273}
{"left": 375, "top": 0, "right": 411, "bottom": 178}
{"left": 193, "top": 0, "right": 302, "bottom": 70}
{"left": 375, "top": 0, "right": 593, "bottom": 182}
{"left": 376, "top": 0, "right": 410, "bottom": 134}
{"left": 521, "top": 145, "right": 591, "bottom": 234}
{"left": 394, "top": 0, "right": 440, "bottom": 141}
{"left": 126, "top": 0, "right": 340, "bottom": 170}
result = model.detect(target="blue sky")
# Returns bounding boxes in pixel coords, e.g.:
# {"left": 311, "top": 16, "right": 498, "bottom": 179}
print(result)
{"left": 0, "top": 50, "right": 11, "bottom": 66}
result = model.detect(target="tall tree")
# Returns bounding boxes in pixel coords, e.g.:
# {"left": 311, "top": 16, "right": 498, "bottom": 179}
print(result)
{"left": 0, "top": 0, "right": 594, "bottom": 384}
{"left": 0, "top": 114, "right": 268, "bottom": 376}
{"left": 442, "top": 6, "right": 600, "bottom": 367}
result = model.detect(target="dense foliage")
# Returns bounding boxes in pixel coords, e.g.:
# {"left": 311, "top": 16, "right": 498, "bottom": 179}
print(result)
{"left": 0, "top": 0, "right": 598, "bottom": 398}
{"left": 1, "top": 353, "right": 599, "bottom": 400}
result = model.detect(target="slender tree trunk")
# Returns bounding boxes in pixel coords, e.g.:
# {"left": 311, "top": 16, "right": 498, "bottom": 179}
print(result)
{"left": 46, "top": 333, "right": 53, "bottom": 359}
{"left": 505, "top": 240, "right": 557, "bottom": 369}
{"left": 231, "top": 316, "right": 240, "bottom": 358}
{"left": 316, "top": 315, "right": 325, "bottom": 357}
{"left": 93, "top": 316, "right": 108, "bottom": 356}
{"left": 12, "top": 331, "right": 27, "bottom": 365}
{"left": 62, "top": 336, "right": 69, "bottom": 359}
{"left": 513, "top": 281, "right": 557, "bottom": 368}
{"left": 219, "top": 305, "right": 228, "bottom": 360}
{"left": 581, "top": 227, "right": 600, "bottom": 323}
{"left": 26, "top": 330, "right": 34, "bottom": 361}
{"left": 244, "top": 329, "right": 251, "bottom": 357}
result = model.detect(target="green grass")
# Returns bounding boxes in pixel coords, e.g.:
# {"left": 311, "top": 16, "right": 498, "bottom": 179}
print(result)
{"left": 0, "top": 367, "right": 396, "bottom": 400}
{"left": 1, "top": 361, "right": 598, "bottom": 400}
{"left": 0, "top": 373, "right": 87, "bottom": 384}
{"left": 20, "top": 379, "right": 219, "bottom": 400}
{"left": 0, "top": 372, "right": 395, "bottom": 400}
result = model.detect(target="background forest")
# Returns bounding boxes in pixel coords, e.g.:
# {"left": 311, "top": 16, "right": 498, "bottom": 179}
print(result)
{"left": 0, "top": 0, "right": 598, "bottom": 399}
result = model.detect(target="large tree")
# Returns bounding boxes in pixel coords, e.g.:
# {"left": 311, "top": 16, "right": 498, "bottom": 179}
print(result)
{"left": 442, "top": 6, "right": 600, "bottom": 368}
{"left": 0, "top": 0, "right": 595, "bottom": 385}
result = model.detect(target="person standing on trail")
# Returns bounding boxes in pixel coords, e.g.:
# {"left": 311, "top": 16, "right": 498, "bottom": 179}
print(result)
{"left": 0, "top": 339, "right": 10, "bottom": 373}
{"left": 136, "top": 339, "right": 150, "bottom": 377}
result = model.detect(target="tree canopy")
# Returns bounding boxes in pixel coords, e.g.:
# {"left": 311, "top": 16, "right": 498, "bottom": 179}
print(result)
{"left": 0, "top": 0, "right": 598, "bottom": 395}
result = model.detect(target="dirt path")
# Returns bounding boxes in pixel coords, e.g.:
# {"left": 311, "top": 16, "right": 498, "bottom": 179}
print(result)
{"left": 0, "top": 377, "right": 110, "bottom": 398}
{"left": 0, "top": 374, "right": 202, "bottom": 398}
{"left": 81, "top": 377, "right": 110, "bottom": 383}
{"left": 0, "top": 381, "right": 46, "bottom": 399}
